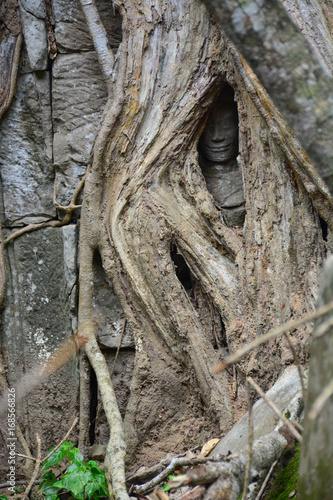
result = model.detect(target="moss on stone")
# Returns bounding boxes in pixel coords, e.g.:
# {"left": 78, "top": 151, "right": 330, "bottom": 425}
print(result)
{"left": 265, "top": 444, "right": 300, "bottom": 500}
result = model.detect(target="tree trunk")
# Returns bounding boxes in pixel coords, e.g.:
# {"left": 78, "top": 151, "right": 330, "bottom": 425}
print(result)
{"left": 77, "top": 0, "right": 330, "bottom": 466}
{"left": 0, "top": 0, "right": 332, "bottom": 493}
{"left": 299, "top": 255, "right": 333, "bottom": 498}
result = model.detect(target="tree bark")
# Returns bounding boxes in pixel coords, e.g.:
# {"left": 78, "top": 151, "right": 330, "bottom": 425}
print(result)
{"left": 0, "top": 0, "right": 331, "bottom": 495}
{"left": 77, "top": 0, "right": 329, "bottom": 471}
{"left": 299, "top": 255, "right": 333, "bottom": 498}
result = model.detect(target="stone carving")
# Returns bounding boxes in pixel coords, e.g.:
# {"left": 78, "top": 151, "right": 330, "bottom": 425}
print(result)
{"left": 199, "top": 85, "right": 245, "bottom": 227}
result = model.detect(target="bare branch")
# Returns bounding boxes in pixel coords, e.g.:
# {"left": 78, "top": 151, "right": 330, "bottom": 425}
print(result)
{"left": 42, "top": 417, "right": 78, "bottom": 463}
{"left": 283, "top": 332, "right": 306, "bottom": 402}
{"left": 21, "top": 433, "right": 41, "bottom": 500}
{"left": 246, "top": 377, "right": 302, "bottom": 442}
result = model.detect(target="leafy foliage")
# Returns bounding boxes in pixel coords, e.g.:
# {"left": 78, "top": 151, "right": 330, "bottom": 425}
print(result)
{"left": 39, "top": 441, "right": 108, "bottom": 500}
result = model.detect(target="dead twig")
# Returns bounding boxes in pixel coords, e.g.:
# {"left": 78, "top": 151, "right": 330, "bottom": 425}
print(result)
{"left": 42, "top": 417, "right": 78, "bottom": 463}
{"left": 213, "top": 301, "right": 333, "bottom": 372}
{"left": 21, "top": 433, "right": 41, "bottom": 500}
{"left": 110, "top": 319, "right": 127, "bottom": 377}
{"left": 15, "top": 418, "right": 78, "bottom": 470}
{"left": 242, "top": 381, "right": 253, "bottom": 499}
{"left": 246, "top": 377, "right": 302, "bottom": 442}
{"left": 308, "top": 378, "right": 333, "bottom": 420}
{"left": 0, "top": 356, "right": 33, "bottom": 465}
{"left": 255, "top": 460, "right": 278, "bottom": 500}
{"left": 4, "top": 175, "right": 86, "bottom": 246}
{"left": 15, "top": 453, "right": 36, "bottom": 461}
{"left": 283, "top": 332, "right": 306, "bottom": 402}
{"left": 135, "top": 456, "right": 214, "bottom": 495}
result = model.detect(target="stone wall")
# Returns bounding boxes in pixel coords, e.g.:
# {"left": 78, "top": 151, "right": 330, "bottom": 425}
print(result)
{"left": 0, "top": 0, "right": 132, "bottom": 479}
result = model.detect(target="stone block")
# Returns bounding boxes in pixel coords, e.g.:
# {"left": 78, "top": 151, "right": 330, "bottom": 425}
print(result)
{"left": 52, "top": 52, "right": 107, "bottom": 205}
{"left": 19, "top": 8, "right": 48, "bottom": 71}
{"left": 0, "top": 226, "right": 79, "bottom": 459}
{"left": 0, "top": 72, "right": 55, "bottom": 226}
{"left": 53, "top": 0, "right": 122, "bottom": 53}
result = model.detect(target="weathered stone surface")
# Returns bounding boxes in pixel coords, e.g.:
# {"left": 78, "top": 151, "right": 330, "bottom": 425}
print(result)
{"left": 0, "top": 72, "right": 55, "bottom": 226}
{"left": 53, "top": 0, "right": 122, "bottom": 53}
{"left": 20, "top": 0, "right": 47, "bottom": 19}
{"left": 0, "top": 226, "right": 79, "bottom": 462}
{"left": 93, "top": 253, "right": 134, "bottom": 348}
{"left": 19, "top": 7, "right": 48, "bottom": 71}
{"left": 52, "top": 52, "right": 108, "bottom": 205}
{"left": 211, "top": 366, "right": 303, "bottom": 457}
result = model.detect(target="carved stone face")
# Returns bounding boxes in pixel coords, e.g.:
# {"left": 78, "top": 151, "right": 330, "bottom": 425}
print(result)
{"left": 199, "top": 86, "right": 238, "bottom": 163}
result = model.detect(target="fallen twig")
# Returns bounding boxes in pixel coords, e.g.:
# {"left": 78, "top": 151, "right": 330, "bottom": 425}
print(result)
{"left": 21, "top": 433, "right": 41, "bottom": 500}
{"left": 246, "top": 377, "right": 302, "bottom": 442}
{"left": 135, "top": 456, "right": 213, "bottom": 495}
{"left": 255, "top": 460, "right": 278, "bottom": 500}
{"left": 213, "top": 301, "right": 333, "bottom": 372}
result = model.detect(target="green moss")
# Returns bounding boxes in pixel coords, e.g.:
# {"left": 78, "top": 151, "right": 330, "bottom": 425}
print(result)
{"left": 265, "top": 444, "right": 300, "bottom": 500}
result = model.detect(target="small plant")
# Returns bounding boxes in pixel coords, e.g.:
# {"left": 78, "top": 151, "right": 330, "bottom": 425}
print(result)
{"left": 39, "top": 441, "right": 108, "bottom": 500}
{"left": 162, "top": 474, "right": 177, "bottom": 492}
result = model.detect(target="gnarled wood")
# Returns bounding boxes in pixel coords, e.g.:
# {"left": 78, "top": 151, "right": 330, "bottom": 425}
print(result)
{"left": 78, "top": 0, "right": 328, "bottom": 485}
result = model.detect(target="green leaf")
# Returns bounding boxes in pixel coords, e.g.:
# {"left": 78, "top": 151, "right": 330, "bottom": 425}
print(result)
{"left": 40, "top": 470, "right": 58, "bottom": 493}
{"left": 85, "top": 460, "right": 99, "bottom": 468}
{"left": 44, "top": 494, "right": 60, "bottom": 500}
{"left": 67, "top": 447, "right": 83, "bottom": 464}
{"left": 84, "top": 483, "right": 105, "bottom": 499}
{"left": 42, "top": 441, "right": 75, "bottom": 470}
{"left": 55, "top": 471, "right": 90, "bottom": 496}
{"left": 0, "top": 495, "right": 9, "bottom": 500}
{"left": 67, "top": 462, "right": 85, "bottom": 474}
{"left": 163, "top": 474, "right": 177, "bottom": 492}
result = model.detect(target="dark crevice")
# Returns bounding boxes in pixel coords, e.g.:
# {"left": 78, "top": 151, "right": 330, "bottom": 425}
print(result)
{"left": 170, "top": 243, "right": 193, "bottom": 292}
{"left": 319, "top": 216, "right": 328, "bottom": 242}
{"left": 89, "top": 365, "right": 98, "bottom": 446}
